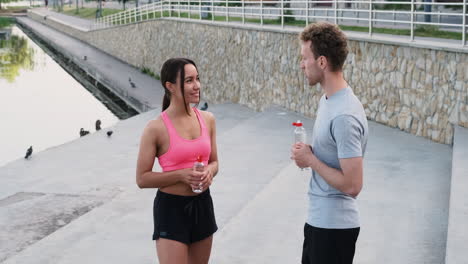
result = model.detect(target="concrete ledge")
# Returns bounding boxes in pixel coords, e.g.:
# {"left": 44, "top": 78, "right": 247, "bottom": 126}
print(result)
{"left": 445, "top": 125, "right": 468, "bottom": 264}
{"left": 27, "top": 10, "right": 87, "bottom": 38}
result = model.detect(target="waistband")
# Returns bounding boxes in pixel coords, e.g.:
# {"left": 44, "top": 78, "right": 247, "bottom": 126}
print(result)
{"left": 156, "top": 188, "right": 211, "bottom": 200}
{"left": 156, "top": 189, "right": 212, "bottom": 225}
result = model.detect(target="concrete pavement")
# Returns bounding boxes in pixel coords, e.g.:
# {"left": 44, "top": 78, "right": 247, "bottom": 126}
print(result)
{"left": 0, "top": 101, "right": 454, "bottom": 263}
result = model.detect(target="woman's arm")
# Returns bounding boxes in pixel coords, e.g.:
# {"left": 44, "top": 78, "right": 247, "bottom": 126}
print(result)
{"left": 200, "top": 112, "right": 218, "bottom": 189}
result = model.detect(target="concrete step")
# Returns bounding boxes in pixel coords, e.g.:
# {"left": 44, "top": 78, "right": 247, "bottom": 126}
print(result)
{"left": 445, "top": 125, "right": 468, "bottom": 264}
{"left": 355, "top": 122, "right": 452, "bottom": 264}
{"left": 0, "top": 102, "right": 455, "bottom": 263}
{"left": 207, "top": 105, "right": 314, "bottom": 228}
{"left": 211, "top": 162, "right": 308, "bottom": 264}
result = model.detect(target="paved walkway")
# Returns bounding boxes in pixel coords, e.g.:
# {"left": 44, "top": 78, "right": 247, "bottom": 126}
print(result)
{"left": 0, "top": 101, "right": 453, "bottom": 264}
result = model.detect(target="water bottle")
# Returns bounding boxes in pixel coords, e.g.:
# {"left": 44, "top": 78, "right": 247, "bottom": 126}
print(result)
{"left": 292, "top": 120, "right": 310, "bottom": 172}
{"left": 293, "top": 120, "right": 307, "bottom": 144}
{"left": 192, "top": 155, "right": 204, "bottom": 193}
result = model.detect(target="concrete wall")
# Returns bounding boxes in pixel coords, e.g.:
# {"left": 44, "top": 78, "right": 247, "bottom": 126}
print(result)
{"left": 28, "top": 12, "right": 468, "bottom": 144}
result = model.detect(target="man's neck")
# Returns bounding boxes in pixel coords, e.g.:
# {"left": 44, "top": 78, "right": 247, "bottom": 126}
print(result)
{"left": 320, "top": 71, "right": 348, "bottom": 99}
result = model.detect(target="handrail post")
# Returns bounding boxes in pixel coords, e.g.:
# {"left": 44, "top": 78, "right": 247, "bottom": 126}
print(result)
{"left": 463, "top": 0, "right": 466, "bottom": 46}
{"left": 281, "top": 0, "right": 284, "bottom": 28}
{"left": 368, "top": 0, "right": 372, "bottom": 36}
{"left": 261, "top": 0, "right": 263, "bottom": 25}
{"left": 334, "top": 0, "right": 337, "bottom": 24}
{"left": 242, "top": 0, "right": 245, "bottom": 23}
{"left": 410, "top": 0, "right": 414, "bottom": 41}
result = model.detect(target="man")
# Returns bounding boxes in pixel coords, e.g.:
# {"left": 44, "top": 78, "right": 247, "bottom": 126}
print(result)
{"left": 291, "top": 22, "right": 368, "bottom": 264}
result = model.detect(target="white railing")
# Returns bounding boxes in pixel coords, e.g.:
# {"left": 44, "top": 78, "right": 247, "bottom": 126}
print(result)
{"left": 94, "top": 0, "right": 468, "bottom": 46}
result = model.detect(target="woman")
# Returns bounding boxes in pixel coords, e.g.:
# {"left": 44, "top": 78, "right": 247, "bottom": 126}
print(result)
{"left": 136, "top": 58, "right": 218, "bottom": 264}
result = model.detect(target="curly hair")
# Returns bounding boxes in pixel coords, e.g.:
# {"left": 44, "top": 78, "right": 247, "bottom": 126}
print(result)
{"left": 299, "top": 22, "right": 348, "bottom": 72}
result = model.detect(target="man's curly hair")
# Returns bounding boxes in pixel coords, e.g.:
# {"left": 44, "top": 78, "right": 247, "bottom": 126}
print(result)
{"left": 299, "top": 22, "right": 348, "bottom": 72}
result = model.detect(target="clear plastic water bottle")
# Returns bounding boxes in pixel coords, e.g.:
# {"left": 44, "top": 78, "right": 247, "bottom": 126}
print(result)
{"left": 293, "top": 120, "right": 307, "bottom": 144}
{"left": 192, "top": 155, "right": 204, "bottom": 193}
{"left": 292, "top": 120, "right": 310, "bottom": 172}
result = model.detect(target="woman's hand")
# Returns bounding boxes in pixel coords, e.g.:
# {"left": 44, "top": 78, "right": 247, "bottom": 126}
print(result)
{"left": 178, "top": 168, "right": 204, "bottom": 189}
{"left": 199, "top": 167, "right": 214, "bottom": 190}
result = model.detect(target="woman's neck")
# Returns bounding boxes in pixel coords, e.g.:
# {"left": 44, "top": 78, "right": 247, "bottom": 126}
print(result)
{"left": 166, "top": 102, "right": 194, "bottom": 117}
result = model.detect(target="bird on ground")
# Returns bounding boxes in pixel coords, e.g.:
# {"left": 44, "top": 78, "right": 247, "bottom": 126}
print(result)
{"left": 95, "top": 119, "right": 102, "bottom": 131}
{"left": 129, "top": 77, "right": 136, "bottom": 88}
{"left": 24, "top": 146, "right": 33, "bottom": 159}
{"left": 80, "top": 128, "right": 90, "bottom": 137}
{"left": 107, "top": 130, "right": 113, "bottom": 137}
{"left": 200, "top": 102, "right": 208, "bottom": 111}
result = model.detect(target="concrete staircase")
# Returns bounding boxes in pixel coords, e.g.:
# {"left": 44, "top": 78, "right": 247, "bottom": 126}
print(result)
{"left": 1, "top": 102, "right": 464, "bottom": 263}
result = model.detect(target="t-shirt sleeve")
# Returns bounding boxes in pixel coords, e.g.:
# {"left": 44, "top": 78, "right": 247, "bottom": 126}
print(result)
{"left": 331, "top": 115, "right": 365, "bottom": 159}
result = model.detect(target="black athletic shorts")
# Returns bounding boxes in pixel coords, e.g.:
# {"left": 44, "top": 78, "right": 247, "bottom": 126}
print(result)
{"left": 302, "top": 223, "right": 360, "bottom": 264}
{"left": 152, "top": 189, "right": 218, "bottom": 244}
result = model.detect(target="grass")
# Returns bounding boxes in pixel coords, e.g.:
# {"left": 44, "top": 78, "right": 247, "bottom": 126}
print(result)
{"left": 0, "top": 17, "right": 15, "bottom": 28}
{"left": 340, "top": 24, "right": 463, "bottom": 40}
{"left": 141, "top": 67, "right": 160, "bottom": 80}
{"left": 60, "top": 6, "right": 121, "bottom": 19}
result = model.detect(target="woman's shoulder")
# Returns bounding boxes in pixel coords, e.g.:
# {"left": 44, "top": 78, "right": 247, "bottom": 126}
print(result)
{"left": 198, "top": 109, "right": 215, "bottom": 122}
{"left": 143, "top": 115, "right": 166, "bottom": 136}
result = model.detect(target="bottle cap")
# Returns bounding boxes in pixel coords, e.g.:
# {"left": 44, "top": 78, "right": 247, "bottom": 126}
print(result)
{"left": 292, "top": 120, "right": 303, "bottom": 127}
{"left": 197, "top": 155, "right": 203, "bottom": 162}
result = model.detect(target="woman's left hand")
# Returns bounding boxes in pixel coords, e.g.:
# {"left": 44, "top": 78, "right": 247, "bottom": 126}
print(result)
{"left": 199, "top": 167, "right": 214, "bottom": 190}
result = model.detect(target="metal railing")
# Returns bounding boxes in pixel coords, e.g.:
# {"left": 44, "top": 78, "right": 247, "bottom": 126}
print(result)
{"left": 94, "top": 0, "right": 468, "bottom": 46}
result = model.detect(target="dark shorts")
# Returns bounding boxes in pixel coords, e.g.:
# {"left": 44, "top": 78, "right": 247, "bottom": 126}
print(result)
{"left": 302, "top": 223, "right": 360, "bottom": 264}
{"left": 153, "top": 189, "right": 218, "bottom": 245}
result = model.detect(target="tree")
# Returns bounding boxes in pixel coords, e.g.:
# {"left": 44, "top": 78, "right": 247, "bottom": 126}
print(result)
{"left": 0, "top": 35, "right": 35, "bottom": 83}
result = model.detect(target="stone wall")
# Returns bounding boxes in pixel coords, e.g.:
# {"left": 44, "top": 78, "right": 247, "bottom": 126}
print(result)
{"left": 27, "top": 13, "right": 468, "bottom": 144}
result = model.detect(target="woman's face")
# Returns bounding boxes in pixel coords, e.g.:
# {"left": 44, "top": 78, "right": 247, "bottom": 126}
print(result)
{"left": 172, "top": 64, "right": 200, "bottom": 104}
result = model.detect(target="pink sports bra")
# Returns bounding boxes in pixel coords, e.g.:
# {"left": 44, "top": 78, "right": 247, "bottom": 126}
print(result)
{"left": 158, "top": 108, "right": 211, "bottom": 172}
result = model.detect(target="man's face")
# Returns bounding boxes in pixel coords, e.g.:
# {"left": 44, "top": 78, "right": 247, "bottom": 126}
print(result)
{"left": 300, "top": 40, "right": 324, "bottom": 86}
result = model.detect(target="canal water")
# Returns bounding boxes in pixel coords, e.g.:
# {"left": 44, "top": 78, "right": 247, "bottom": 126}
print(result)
{"left": 0, "top": 25, "right": 122, "bottom": 167}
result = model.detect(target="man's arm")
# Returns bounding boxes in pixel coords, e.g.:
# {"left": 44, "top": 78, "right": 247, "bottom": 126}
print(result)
{"left": 292, "top": 114, "right": 365, "bottom": 197}
{"left": 308, "top": 154, "right": 363, "bottom": 197}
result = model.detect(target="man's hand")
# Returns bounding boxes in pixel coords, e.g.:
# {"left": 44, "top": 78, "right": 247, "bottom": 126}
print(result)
{"left": 291, "top": 142, "right": 315, "bottom": 169}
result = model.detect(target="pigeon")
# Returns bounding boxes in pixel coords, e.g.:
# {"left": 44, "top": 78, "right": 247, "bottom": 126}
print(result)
{"left": 80, "top": 128, "right": 90, "bottom": 137}
{"left": 200, "top": 102, "right": 208, "bottom": 111}
{"left": 24, "top": 146, "right": 33, "bottom": 159}
{"left": 107, "top": 130, "right": 113, "bottom": 137}
{"left": 95, "top": 119, "right": 101, "bottom": 131}
{"left": 129, "top": 77, "right": 136, "bottom": 88}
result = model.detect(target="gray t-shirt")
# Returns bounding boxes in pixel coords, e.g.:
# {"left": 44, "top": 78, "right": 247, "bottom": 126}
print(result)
{"left": 307, "top": 86, "right": 368, "bottom": 229}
